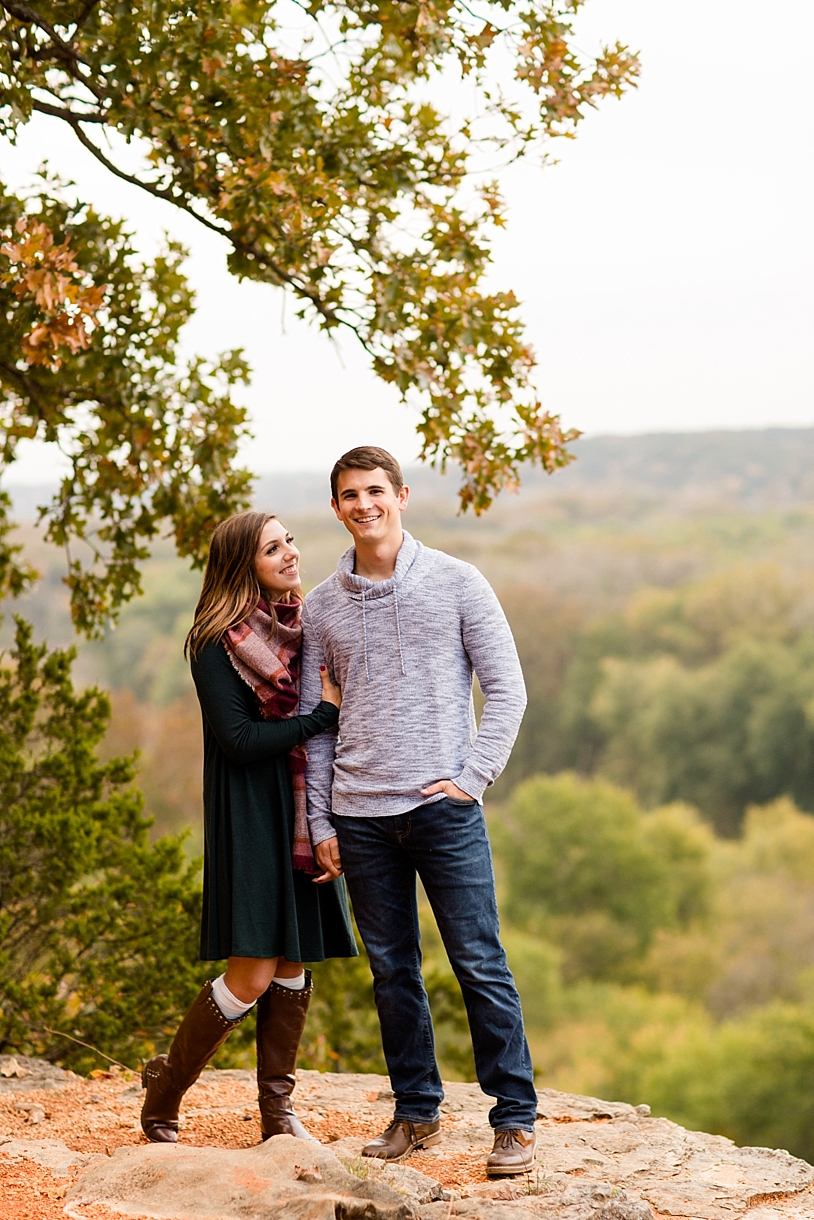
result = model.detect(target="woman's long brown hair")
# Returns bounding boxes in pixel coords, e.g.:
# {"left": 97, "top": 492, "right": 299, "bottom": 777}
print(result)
{"left": 184, "top": 511, "right": 301, "bottom": 659}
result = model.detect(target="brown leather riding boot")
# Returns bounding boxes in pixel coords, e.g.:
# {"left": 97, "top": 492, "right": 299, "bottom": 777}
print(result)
{"left": 141, "top": 980, "right": 249, "bottom": 1143}
{"left": 256, "top": 971, "right": 315, "bottom": 1141}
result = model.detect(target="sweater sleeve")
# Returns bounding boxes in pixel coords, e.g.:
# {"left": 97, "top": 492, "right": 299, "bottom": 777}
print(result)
{"left": 453, "top": 568, "right": 527, "bottom": 800}
{"left": 300, "top": 602, "right": 340, "bottom": 846}
{"left": 191, "top": 644, "right": 339, "bottom": 766}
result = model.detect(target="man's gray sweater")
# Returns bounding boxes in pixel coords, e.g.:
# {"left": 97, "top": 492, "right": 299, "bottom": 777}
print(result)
{"left": 300, "top": 531, "right": 527, "bottom": 845}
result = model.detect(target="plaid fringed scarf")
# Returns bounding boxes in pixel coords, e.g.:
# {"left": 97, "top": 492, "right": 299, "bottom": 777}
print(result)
{"left": 223, "top": 599, "right": 316, "bottom": 872}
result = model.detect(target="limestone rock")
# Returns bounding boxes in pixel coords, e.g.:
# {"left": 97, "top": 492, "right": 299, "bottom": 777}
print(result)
{"left": 4, "top": 1067, "right": 814, "bottom": 1220}
{"left": 67, "top": 1132, "right": 417, "bottom": 1220}
{"left": 0, "top": 1135, "right": 98, "bottom": 1175}
{"left": 327, "top": 1140, "right": 447, "bottom": 1207}
{"left": 421, "top": 1184, "right": 655, "bottom": 1220}
{"left": 535, "top": 1090, "right": 650, "bottom": 1122}
{"left": 0, "top": 1054, "right": 74, "bottom": 1093}
{"left": 289, "top": 1073, "right": 814, "bottom": 1220}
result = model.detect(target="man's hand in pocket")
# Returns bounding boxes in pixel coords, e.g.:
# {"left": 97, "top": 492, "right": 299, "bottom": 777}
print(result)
{"left": 420, "top": 779, "right": 475, "bottom": 802}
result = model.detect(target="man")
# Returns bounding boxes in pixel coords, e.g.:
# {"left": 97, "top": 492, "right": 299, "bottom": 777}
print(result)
{"left": 300, "top": 446, "right": 538, "bottom": 1177}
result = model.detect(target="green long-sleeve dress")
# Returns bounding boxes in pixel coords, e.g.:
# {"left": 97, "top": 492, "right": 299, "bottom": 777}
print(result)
{"left": 190, "top": 641, "right": 357, "bottom": 962}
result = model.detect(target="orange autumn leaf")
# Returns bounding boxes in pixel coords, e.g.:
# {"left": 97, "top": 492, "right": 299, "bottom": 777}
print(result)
{"left": 0, "top": 218, "right": 107, "bottom": 370}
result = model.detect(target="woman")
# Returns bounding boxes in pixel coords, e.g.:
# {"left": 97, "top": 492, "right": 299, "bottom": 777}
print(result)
{"left": 141, "top": 511, "right": 357, "bottom": 1144}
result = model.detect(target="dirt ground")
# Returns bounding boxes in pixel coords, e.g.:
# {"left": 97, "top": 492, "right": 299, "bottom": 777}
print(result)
{"left": 0, "top": 1154, "right": 72, "bottom": 1220}
{"left": 0, "top": 1066, "right": 496, "bottom": 1219}
{"left": 5, "top": 1065, "right": 810, "bottom": 1220}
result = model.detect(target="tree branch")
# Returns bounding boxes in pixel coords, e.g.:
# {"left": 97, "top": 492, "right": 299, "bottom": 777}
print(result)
{"left": 66, "top": 117, "right": 368, "bottom": 340}
{"left": 69, "top": 0, "right": 100, "bottom": 41}
{"left": 66, "top": 120, "right": 232, "bottom": 234}
{"left": 31, "top": 97, "right": 105, "bottom": 123}
{"left": 0, "top": 360, "right": 47, "bottom": 413}
{"left": 0, "top": 0, "right": 101, "bottom": 94}
{"left": 1, "top": 0, "right": 75, "bottom": 53}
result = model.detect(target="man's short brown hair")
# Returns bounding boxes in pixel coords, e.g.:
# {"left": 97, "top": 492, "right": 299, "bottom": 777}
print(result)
{"left": 330, "top": 446, "right": 404, "bottom": 501}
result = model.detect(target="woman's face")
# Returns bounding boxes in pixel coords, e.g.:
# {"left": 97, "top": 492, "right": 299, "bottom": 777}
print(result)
{"left": 254, "top": 518, "right": 300, "bottom": 601}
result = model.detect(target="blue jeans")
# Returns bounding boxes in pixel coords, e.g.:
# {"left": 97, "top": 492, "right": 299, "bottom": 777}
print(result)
{"left": 334, "top": 798, "right": 538, "bottom": 1130}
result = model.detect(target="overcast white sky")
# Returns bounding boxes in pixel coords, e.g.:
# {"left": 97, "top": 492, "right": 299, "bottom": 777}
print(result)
{"left": 2, "top": 0, "right": 812, "bottom": 480}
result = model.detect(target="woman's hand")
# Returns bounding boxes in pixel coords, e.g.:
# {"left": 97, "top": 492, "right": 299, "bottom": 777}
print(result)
{"left": 319, "top": 664, "right": 341, "bottom": 709}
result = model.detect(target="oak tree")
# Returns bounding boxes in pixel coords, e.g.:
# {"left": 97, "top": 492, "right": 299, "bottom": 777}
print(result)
{"left": 1, "top": 0, "right": 638, "bottom": 590}
{"left": 0, "top": 183, "right": 252, "bottom": 632}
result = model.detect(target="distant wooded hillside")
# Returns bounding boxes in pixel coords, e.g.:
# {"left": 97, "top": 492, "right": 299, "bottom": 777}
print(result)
{"left": 254, "top": 427, "right": 814, "bottom": 513}
{"left": 552, "top": 429, "right": 814, "bottom": 504}
{"left": 9, "top": 427, "right": 814, "bottom": 521}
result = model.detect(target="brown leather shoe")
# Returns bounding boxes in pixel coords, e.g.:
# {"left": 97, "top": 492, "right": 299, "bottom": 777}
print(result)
{"left": 486, "top": 1128, "right": 537, "bottom": 1177}
{"left": 256, "top": 972, "right": 316, "bottom": 1142}
{"left": 362, "top": 1118, "right": 442, "bottom": 1161}
{"left": 141, "top": 980, "right": 249, "bottom": 1143}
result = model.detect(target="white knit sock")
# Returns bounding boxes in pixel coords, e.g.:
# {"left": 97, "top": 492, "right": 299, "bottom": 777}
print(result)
{"left": 211, "top": 974, "right": 256, "bottom": 1020}
{"left": 274, "top": 971, "right": 306, "bottom": 991}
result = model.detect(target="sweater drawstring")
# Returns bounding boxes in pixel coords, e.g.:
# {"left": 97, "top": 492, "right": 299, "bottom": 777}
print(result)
{"left": 361, "top": 589, "right": 370, "bottom": 681}
{"left": 359, "top": 587, "right": 405, "bottom": 679}
{"left": 393, "top": 587, "right": 406, "bottom": 676}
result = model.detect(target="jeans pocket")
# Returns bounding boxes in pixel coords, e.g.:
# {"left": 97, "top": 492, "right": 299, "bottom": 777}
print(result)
{"left": 445, "top": 796, "right": 477, "bottom": 806}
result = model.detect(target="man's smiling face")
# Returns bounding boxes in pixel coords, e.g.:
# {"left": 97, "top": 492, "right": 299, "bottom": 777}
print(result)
{"left": 331, "top": 466, "right": 409, "bottom": 546}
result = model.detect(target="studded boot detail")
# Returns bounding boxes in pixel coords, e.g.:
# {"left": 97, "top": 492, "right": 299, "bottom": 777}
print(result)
{"left": 141, "top": 980, "right": 249, "bottom": 1143}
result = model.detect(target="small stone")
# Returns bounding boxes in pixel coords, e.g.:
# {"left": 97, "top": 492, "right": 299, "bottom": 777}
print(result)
{"left": 0, "top": 1055, "right": 29, "bottom": 1078}
{"left": 0, "top": 1057, "right": 73, "bottom": 1095}
{"left": 12, "top": 1100, "right": 49, "bottom": 1123}
{"left": 295, "top": 1165, "right": 324, "bottom": 1183}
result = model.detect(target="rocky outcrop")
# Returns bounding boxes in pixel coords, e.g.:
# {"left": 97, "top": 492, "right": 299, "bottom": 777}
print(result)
{"left": 67, "top": 1135, "right": 417, "bottom": 1220}
{"left": 0, "top": 1054, "right": 77, "bottom": 1094}
{"left": 1, "top": 1065, "right": 813, "bottom": 1220}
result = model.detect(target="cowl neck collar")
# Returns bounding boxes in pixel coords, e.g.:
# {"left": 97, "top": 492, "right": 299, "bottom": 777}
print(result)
{"left": 336, "top": 531, "right": 418, "bottom": 600}
{"left": 335, "top": 532, "right": 419, "bottom": 679}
